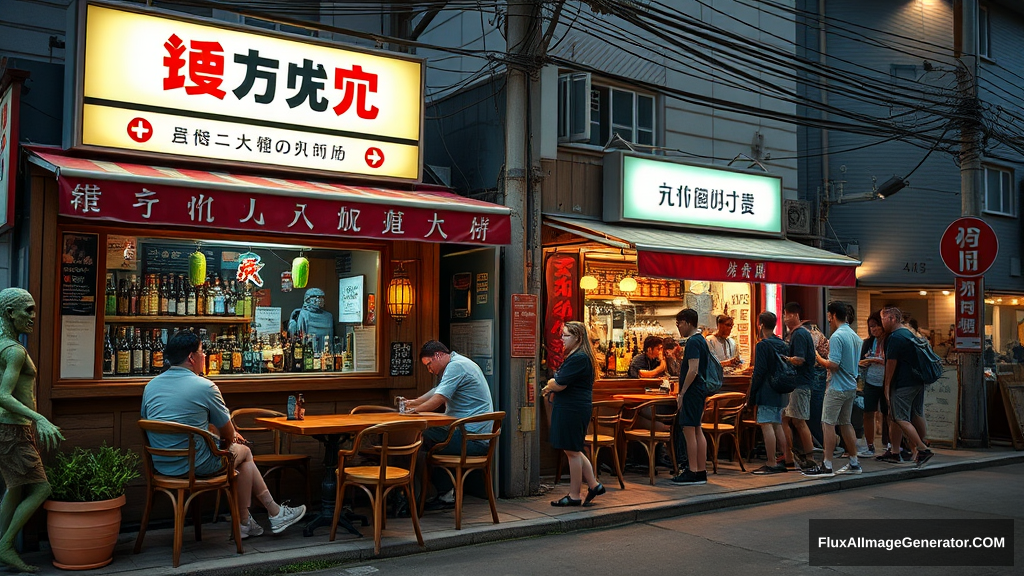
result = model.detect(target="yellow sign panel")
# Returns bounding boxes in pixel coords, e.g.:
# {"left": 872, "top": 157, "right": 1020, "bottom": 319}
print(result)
{"left": 77, "top": 3, "right": 423, "bottom": 181}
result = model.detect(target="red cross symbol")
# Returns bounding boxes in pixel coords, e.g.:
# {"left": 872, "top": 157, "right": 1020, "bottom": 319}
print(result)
{"left": 127, "top": 117, "right": 153, "bottom": 143}
{"left": 364, "top": 147, "right": 385, "bottom": 168}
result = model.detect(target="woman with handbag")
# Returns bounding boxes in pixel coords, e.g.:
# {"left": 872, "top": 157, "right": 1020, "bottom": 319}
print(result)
{"left": 541, "top": 321, "right": 606, "bottom": 507}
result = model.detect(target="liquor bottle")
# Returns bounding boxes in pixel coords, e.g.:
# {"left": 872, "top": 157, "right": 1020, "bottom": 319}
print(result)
{"left": 343, "top": 333, "right": 354, "bottom": 372}
{"left": 146, "top": 276, "right": 158, "bottom": 316}
{"left": 205, "top": 278, "right": 215, "bottom": 316}
{"left": 292, "top": 334, "right": 304, "bottom": 372}
{"left": 175, "top": 275, "right": 187, "bottom": 316}
{"left": 196, "top": 278, "right": 206, "bottom": 316}
{"left": 116, "top": 278, "right": 129, "bottom": 316}
{"left": 102, "top": 327, "right": 115, "bottom": 376}
{"left": 220, "top": 336, "right": 232, "bottom": 374}
{"left": 311, "top": 335, "right": 322, "bottom": 372}
{"left": 213, "top": 276, "right": 226, "bottom": 316}
{"left": 131, "top": 328, "right": 144, "bottom": 375}
{"left": 231, "top": 335, "right": 243, "bottom": 374}
{"left": 243, "top": 287, "right": 253, "bottom": 318}
{"left": 115, "top": 327, "right": 131, "bottom": 376}
{"left": 129, "top": 274, "right": 140, "bottom": 316}
{"left": 333, "top": 335, "right": 345, "bottom": 371}
{"left": 150, "top": 329, "right": 164, "bottom": 374}
{"left": 295, "top": 393, "right": 305, "bottom": 420}
{"left": 186, "top": 281, "right": 197, "bottom": 316}
{"left": 272, "top": 336, "right": 284, "bottom": 372}
{"left": 234, "top": 281, "right": 245, "bottom": 317}
{"left": 166, "top": 275, "right": 178, "bottom": 316}
{"left": 606, "top": 342, "right": 616, "bottom": 373}
{"left": 159, "top": 275, "right": 169, "bottom": 316}
{"left": 242, "top": 331, "right": 255, "bottom": 374}
{"left": 322, "top": 335, "right": 333, "bottom": 372}
{"left": 139, "top": 277, "right": 150, "bottom": 317}
{"left": 141, "top": 329, "right": 151, "bottom": 375}
{"left": 206, "top": 333, "right": 221, "bottom": 376}
{"left": 302, "top": 335, "right": 314, "bottom": 372}
{"left": 224, "top": 281, "right": 236, "bottom": 318}
{"left": 105, "top": 274, "right": 116, "bottom": 316}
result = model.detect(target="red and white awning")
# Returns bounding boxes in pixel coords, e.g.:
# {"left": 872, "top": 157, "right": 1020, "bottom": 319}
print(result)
{"left": 545, "top": 215, "right": 859, "bottom": 287}
{"left": 28, "top": 147, "right": 511, "bottom": 245}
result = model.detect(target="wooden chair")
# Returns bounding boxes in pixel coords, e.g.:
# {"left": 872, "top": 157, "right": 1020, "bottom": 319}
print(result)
{"left": 555, "top": 400, "right": 625, "bottom": 490}
{"left": 230, "top": 408, "right": 311, "bottom": 505}
{"left": 330, "top": 420, "right": 426, "bottom": 555}
{"left": 736, "top": 402, "right": 763, "bottom": 463}
{"left": 135, "top": 419, "right": 242, "bottom": 568}
{"left": 621, "top": 399, "right": 678, "bottom": 485}
{"left": 701, "top": 392, "right": 748, "bottom": 474}
{"left": 417, "top": 412, "right": 505, "bottom": 530}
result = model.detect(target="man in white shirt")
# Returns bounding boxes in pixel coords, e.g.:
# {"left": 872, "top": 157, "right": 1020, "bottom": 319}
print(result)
{"left": 707, "top": 315, "right": 741, "bottom": 367}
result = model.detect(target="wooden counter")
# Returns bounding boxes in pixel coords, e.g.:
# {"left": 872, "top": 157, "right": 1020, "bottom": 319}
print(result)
{"left": 593, "top": 374, "right": 751, "bottom": 400}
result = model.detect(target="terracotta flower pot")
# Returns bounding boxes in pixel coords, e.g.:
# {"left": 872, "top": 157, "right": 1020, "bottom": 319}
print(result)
{"left": 44, "top": 495, "right": 126, "bottom": 570}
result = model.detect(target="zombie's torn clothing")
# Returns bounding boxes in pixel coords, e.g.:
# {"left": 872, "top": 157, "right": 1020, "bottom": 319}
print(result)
{"left": 0, "top": 423, "right": 47, "bottom": 488}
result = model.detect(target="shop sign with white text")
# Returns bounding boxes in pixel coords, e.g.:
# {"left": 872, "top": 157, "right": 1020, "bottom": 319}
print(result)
{"left": 603, "top": 152, "right": 782, "bottom": 236}
{"left": 71, "top": 2, "right": 423, "bottom": 181}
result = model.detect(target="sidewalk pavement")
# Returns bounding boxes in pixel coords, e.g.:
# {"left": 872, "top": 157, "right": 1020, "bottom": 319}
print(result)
{"left": 21, "top": 446, "right": 1024, "bottom": 576}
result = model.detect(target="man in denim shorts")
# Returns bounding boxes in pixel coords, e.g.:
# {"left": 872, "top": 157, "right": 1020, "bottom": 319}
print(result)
{"left": 804, "top": 301, "right": 863, "bottom": 478}
{"left": 749, "top": 312, "right": 790, "bottom": 475}
{"left": 882, "top": 307, "right": 934, "bottom": 468}
{"left": 781, "top": 302, "right": 816, "bottom": 469}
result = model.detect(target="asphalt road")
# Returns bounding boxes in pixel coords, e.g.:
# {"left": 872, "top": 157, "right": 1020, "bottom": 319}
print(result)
{"left": 304, "top": 463, "right": 1024, "bottom": 576}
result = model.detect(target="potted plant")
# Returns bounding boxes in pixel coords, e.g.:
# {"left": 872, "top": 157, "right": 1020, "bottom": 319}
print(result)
{"left": 44, "top": 445, "right": 140, "bottom": 570}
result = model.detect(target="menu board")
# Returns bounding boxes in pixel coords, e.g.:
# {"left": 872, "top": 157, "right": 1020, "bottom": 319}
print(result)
{"left": 254, "top": 306, "right": 282, "bottom": 337}
{"left": 923, "top": 367, "right": 959, "bottom": 447}
{"left": 60, "top": 315, "right": 96, "bottom": 379}
{"left": 61, "top": 233, "right": 98, "bottom": 316}
{"left": 353, "top": 326, "right": 376, "bottom": 371}
{"left": 511, "top": 294, "right": 538, "bottom": 358}
{"left": 143, "top": 243, "right": 217, "bottom": 276}
{"left": 338, "top": 275, "right": 364, "bottom": 323}
{"left": 390, "top": 341, "right": 413, "bottom": 377}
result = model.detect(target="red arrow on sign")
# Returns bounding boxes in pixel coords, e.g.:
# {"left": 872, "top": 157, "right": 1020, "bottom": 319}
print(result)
{"left": 364, "top": 147, "right": 385, "bottom": 168}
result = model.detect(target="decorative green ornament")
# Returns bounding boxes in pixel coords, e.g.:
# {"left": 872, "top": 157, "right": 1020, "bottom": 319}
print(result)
{"left": 189, "top": 251, "right": 207, "bottom": 286}
{"left": 292, "top": 256, "right": 309, "bottom": 289}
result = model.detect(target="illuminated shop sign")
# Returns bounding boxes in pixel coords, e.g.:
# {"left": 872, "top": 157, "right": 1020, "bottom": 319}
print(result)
{"left": 70, "top": 2, "right": 424, "bottom": 181}
{"left": 603, "top": 152, "right": 783, "bottom": 236}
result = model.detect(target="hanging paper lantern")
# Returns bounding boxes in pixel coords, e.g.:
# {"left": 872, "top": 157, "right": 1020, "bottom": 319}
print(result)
{"left": 189, "top": 251, "right": 207, "bottom": 286}
{"left": 292, "top": 256, "right": 310, "bottom": 289}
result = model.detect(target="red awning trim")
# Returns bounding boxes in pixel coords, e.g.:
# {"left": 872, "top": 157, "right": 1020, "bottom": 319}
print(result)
{"left": 28, "top": 147, "right": 511, "bottom": 245}
{"left": 638, "top": 251, "right": 857, "bottom": 288}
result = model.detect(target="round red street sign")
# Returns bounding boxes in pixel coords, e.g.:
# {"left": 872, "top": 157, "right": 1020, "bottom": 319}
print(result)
{"left": 364, "top": 147, "right": 385, "bottom": 168}
{"left": 127, "top": 117, "right": 153, "bottom": 143}
{"left": 939, "top": 217, "right": 998, "bottom": 277}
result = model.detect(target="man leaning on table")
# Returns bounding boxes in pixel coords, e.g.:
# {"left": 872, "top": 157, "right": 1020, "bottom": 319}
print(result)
{"left": 401, "top": 340, "right": 494, "bottom": 509}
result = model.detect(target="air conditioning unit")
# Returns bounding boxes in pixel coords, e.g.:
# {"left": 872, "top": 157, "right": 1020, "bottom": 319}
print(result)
{"left": 785, "top": 200, "right": 812, "bottom": 235}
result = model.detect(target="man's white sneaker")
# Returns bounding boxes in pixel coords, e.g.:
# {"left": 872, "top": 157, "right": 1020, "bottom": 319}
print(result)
{"left": 269, "top": 503, "right": 306, "bottom": 534}
{"left": 438, "top": 489, "right": 456, "bottom": 504}
{"left": 837, "top": 463, "right": 863, "bottom": 475}
{"left": 239, "top": 515, "right": 264, "bottom": 539}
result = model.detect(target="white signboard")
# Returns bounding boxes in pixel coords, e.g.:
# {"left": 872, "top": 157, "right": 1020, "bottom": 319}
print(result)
{"left": 60, "top": 315, "right": 96, "bottom": 379}
{"left": 353, "top": 325, "right": 376, "bottom": 372}
{"left": 923, "top": 366, "right": 959, "bottom": 447}
{"left": 254, "top": 306, "right": 282, "bottom": 336}
{"left": 338, "top": 275, "right": 364, "bottom": 323}
{"left": 604, "top": 152, "right": 783, "bottom": 236}
{"left": 73, "top": 3, "right": 424, "bottom": 181}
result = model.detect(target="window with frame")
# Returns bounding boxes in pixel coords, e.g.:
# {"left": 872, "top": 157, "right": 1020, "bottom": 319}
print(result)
{"left": 983, "top": 165, "right": 1013, "bottom": 216}
{"left": 558, "top": 73, "right": 655, "bottom": 147}
{"left": 978, "top": 4, "right": 990, "bottom": 59}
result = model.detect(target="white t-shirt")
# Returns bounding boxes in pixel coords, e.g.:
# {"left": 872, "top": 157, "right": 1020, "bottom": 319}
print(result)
{"left": 707, "top": 334, "right": 738, "bottom": 362}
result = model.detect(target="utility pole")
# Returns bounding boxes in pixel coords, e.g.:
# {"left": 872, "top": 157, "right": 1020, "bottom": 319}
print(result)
{"left": 502, "top": 0, "right": 540, "bottom": 497}
{"left": 955, "top": 0, "right": 986, "bottom": 447}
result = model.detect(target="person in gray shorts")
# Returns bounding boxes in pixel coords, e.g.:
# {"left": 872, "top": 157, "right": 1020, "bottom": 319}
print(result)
{"left": 781, "top": 302, "right": 817, "bottom": 469}
{"left": 882, "top": 307, "right": 934, "bottom": 468}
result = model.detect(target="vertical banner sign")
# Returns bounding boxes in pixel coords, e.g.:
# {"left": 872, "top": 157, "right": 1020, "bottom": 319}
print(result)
{"left": 954, "top": 277, "right": 982, "bottom": 351}
{"left": 0, "top": 71, "right": 25, "bottom": 233}
{"left": 511, "top": 294, "right": 538, "bottom": 358}
{"left": 60, "top": 233, "right": 99, "bottom": 315}
{"left": 544, "top": 254, "right": 578, "bottom": 372}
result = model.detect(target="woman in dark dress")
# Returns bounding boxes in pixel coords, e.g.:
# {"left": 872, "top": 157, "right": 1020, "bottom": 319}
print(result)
{"left": 541, "top": 321, "right": 605, "bottom": 507}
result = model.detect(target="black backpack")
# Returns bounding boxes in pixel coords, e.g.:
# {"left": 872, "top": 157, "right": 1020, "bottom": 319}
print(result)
{"left": 768, "top": 350, "right": 799, "bottom": 394}
{"left": 910, "top": 335, "right": 943, "bottom": 385}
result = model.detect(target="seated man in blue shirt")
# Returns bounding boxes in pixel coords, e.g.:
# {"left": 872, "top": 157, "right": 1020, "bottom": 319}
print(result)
{"left": 403, "top": 340, "right": 494, "bottom": 507}
{"left": 141, "top": 331, "right": 305, "bottom": 539}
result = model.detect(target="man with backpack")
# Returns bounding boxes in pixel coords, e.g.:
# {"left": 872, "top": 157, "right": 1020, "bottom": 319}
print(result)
{"left": 671, "top": 308, "right": 710, "bottom": 486}
{"left": 804, "top": 301, "right": 863, "bottom": 477}
{"left": 748, "top": 311, "right": 791, "bottom": 475}
{"left": 780, "top": 302, "right": 817, "bottom": 470}
{"left": 881, "top": 307, "right": 934, "bottom": 468}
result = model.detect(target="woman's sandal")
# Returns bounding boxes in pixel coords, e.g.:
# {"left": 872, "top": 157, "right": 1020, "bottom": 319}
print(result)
{"left": 583, "top": 483, "right": 606, "bottom": 507}
{"left": 550, "top": 494, "right": 582, "bottom": 507}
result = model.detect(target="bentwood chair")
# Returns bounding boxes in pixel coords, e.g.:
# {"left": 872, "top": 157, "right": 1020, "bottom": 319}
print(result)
{"left": 701, "top": 392, "right": 748, "bottom": 474}
{"left": 555, "top": 400, "right": 626, "bottom": 490}
{"left": 418, "top": 412, "right": 505, "bottom": 530}
{"left": 230, "top": 408, "right": 311, "bottom": 505}
{"left": 330, "top": 420, "right": 426, "bottom": 555}
{"left": 736, "top": 402, "right": 763, "bottom": 464}
{"left": 135, "top": 419, "right": 242, "bottom": 568}
{"left": 621, "top": 399, "right": 679, "bottom": 485}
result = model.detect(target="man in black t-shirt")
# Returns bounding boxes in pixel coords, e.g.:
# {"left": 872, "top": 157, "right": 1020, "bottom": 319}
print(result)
{"left": 781, "top": 302, "right": 817, "bottom": 469}
{"left": 628, "top": 336, "right": 667, "bottom": 378}
{"left": 672, "top": 308, "right": 708, "bottom": 486}
{"left": 882, "top": 307, "right": 933, "bottom": 468}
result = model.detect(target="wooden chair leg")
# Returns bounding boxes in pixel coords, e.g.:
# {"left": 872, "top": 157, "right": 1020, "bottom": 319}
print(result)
{"left": 610, "top": 441, "right": 625, "bottom": 490}
{"left": 418, "top": 463, "right": 428, "bottom": 518}
{"left": 192, "top": 492, "right": 203, "bottom": 542}
{"left": 454, "top": 467, "right": 465, "bottom": 530}
{"left": 172, "top": 489, "right": 185, "bottom": 568}
{"left": 711, "top": 435, "right": 720, "bottom": 474}
{"left": 669, "top": 437, "right": 679, "bottom": 476}
{"left": 484, "top": 467, "right": 499, "bottom": 524}
{"left": 733, "top": 435, "right": 746, "bottom": 472}
{"left": 647, "top": 443, "right": 656, "bottom": 486}
{"left": 329, "top": 483, "right": 343, "bottom": 542}
{"left": 373, "top": 485, "right": 384, "bottom": 556}
{"left": 405, "top": 483, "right": 425, "bottom": 547}
{"left": 211, "top": 490, "right": 220, "bottom": 524}
{"left": 133, "top": 490, "right": 154, "bottom": 554}
{"left": 225, "top": 488, "right": 243, "bottom": 554}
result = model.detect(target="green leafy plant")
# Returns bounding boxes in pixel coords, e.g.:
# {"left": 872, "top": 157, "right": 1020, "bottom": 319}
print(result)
{"left": 46, "top": 445, "right": 141, "bottom": 502}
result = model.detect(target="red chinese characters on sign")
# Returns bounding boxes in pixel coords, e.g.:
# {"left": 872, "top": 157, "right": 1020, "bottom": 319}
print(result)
{"left": 940, "top": 217, "right": 998, "bottom": 277}
{"left": 725, "top": 259, "right": 767, "bottom": 281}
{"left": 236, "top": 251, "right": 266, "bottom": 288}
{"left": 544, "top": 254, "right": 578, "bottom": 372}
{"left": 161, "top": 33, "right": 380, "bottom": 117}
{"left": 954, "top": 277, "right": 982, "bottom": 351}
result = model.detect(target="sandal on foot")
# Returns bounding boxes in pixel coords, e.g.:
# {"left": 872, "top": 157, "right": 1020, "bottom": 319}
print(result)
{"left": 583, "top": 483, "right": 606, "bottom": 507}
{"left": 551, "top": 494, "right": 582, "bottom": 507}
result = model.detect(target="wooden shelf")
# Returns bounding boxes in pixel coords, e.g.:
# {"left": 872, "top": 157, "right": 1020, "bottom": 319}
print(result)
{"left": 104, "top": 316, "right": 252, "bottom": 324}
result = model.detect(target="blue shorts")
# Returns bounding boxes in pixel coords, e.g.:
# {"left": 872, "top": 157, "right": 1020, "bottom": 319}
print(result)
{"left": 756, "top": 405, "right": 784, "bottom": 424}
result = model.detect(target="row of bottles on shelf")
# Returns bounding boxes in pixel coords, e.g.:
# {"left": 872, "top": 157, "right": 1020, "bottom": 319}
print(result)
{"left": 105, "top": 272, "right": 253, "bottom": 318}
{"left": 102, "top": 327, "right": 358, "bottom": 377}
